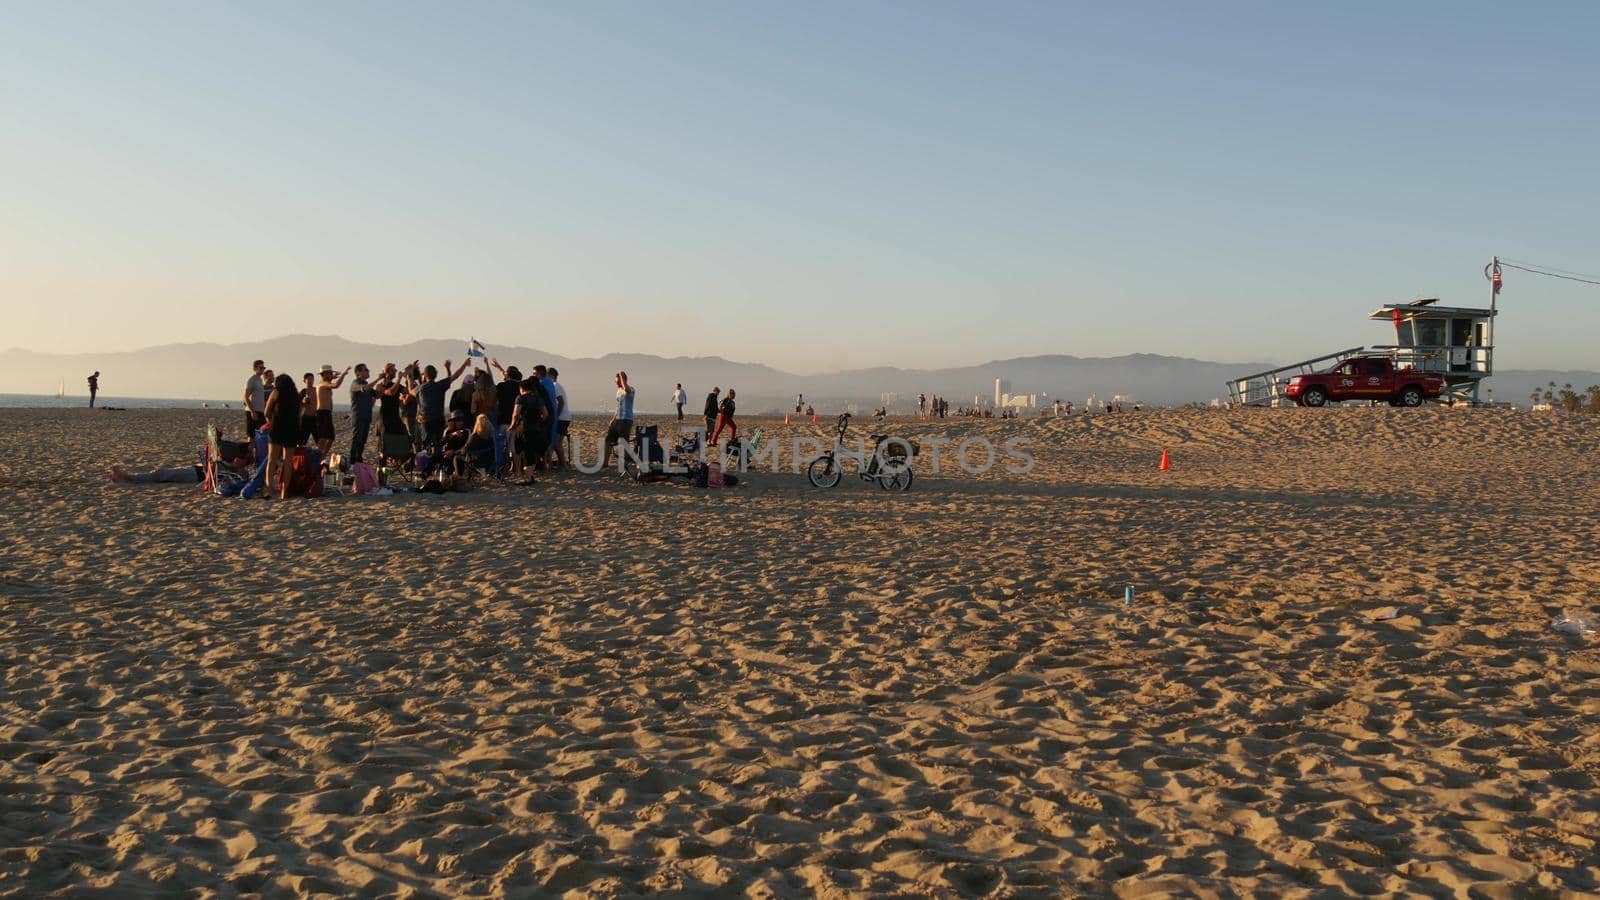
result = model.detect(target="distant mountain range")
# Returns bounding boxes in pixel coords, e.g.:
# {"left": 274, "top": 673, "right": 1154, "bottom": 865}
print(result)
{"left": 3, "top": 336, "right": 1596, "bottom": 412}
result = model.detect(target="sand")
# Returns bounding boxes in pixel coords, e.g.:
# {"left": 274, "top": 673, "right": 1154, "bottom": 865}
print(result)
{"left": 1, "top": 406, "right": 1597, "bottom": 897}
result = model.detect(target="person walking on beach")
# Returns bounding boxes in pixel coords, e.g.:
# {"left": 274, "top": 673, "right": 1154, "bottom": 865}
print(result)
{"left": 604, "top": 371, "right": 636, "bottom": 469}
{"left": 711, "top": 388, "right": 737, "bottom": 446}
{"left": 703, "top": 386, "right": 720, "bottom": 438}
{"left": 87, "top": 371, "right": 99, "bottom": 408}
{"left": 314, "top": 365, "right": 350, "bottom": 458}
{"left": 348, "top": 364, "right": 374, "bottom": 463}
{"left": 550, "top": 367, "right": 572, "bottom": 467}
{"left": 796, "top": 393, "right": 804, "bottom": 414}
{"left": 244, "top": 360, "right": 267, "bottom": 437}
{"left": 673, "top": 383, "right": 687, "bottom": 420}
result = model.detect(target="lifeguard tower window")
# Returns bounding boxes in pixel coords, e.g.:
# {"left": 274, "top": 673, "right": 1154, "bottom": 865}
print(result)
{"left": 1408, "top": 319, "right": 1446, "bottom": 348}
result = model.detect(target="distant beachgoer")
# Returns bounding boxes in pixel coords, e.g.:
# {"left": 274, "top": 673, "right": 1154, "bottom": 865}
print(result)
{"left": 550, "top": 367, "right": 571, "bottom": 467}
{"left": 402, "top": 363, "right": 422, "bottom": 450}
{"left": 314, "top": 365, "right": 350, "bottom": 457}
{"left": 711, "top": 388, "right": 737, "bottom": 445}
{"left": 265, "top": 373, "right": 300, "bottom": 499}
{"left": 348, "top": 364, "right": 374, "bottom": 463}
{"left": 796, "top": 393, "right": 804, "bottom": 414}
{"left": 244, "top": 360, "right": 267, "bottom": 436}
{"left": 87, "top": 372, "right": 99, "bottom": 408}
{"left": 673, "top": 383, "right": 687, "bottom": 420}
{"left": 604, "top": 371, "right": 636, "bottom": 469}
{"left": 109, "top": 462, "right": 201, "bottom": 484}
{"left": 704, "top": 387, "right": 720, "bottom": 437}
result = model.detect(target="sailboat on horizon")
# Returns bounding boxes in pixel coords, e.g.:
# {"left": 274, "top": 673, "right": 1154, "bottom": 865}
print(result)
{"left": 57, "top": 377, "right": 65, "bottom": 400}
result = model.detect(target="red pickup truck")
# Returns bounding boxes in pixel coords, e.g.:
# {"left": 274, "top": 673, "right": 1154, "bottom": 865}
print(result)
{"left": 1285, "top": 356, "right": 1446, "bottom": 407}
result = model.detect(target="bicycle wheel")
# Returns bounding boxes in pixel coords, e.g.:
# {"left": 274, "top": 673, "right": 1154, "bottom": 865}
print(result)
{"left": 878, "top": 462, "right": 912, "bottom": 491}
{"left": 807, "top": 454, "right": 842, "bottom": 488}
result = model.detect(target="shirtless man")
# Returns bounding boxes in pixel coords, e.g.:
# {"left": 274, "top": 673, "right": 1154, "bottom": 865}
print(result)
{"left": 314, "top": 365, "right": 351, "bottom": 457}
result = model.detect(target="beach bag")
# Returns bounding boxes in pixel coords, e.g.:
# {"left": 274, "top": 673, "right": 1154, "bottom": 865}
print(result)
{"left": 707, "top": 459, "right": 724, "bottom": 488}
{"left": 351, "top": 462, "right": 380, "bottom": 494}
{"left": 288, "top": 448, "right": 324, "bottom": 498}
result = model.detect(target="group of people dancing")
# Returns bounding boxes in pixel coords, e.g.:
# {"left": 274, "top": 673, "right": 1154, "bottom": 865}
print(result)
{"left": 242, "top": 356, "right": 580, "bottom": 495}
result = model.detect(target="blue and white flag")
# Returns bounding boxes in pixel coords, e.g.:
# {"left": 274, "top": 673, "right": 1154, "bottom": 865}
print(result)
{"left": 467, "top": 338, "right": 486, "bottom": 358}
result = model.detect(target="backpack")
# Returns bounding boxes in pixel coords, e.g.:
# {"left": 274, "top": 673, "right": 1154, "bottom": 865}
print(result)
{"left": 288, "top": 448, "right": 324, "bottom": 498}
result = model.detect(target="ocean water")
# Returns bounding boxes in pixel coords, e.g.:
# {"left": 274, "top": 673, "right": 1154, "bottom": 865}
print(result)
{"left": 0, "top": 394, "right": 228, "bottom": 410}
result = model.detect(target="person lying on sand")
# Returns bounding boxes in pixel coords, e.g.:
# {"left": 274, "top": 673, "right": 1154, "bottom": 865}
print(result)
{"left": 110, "top": 463, "right": 202, "bottom": 484}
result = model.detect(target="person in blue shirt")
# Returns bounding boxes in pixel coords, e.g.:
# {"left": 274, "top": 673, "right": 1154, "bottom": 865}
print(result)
{"left": 535, "top": 364, "right": 559, "bottom": 465}
{"left": 603, "top": 370, "right": 636, "bottom": 470}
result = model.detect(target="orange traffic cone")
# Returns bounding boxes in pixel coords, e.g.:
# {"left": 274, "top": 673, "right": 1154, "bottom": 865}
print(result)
{"left": 1158, "top": 449, "right": 1171, "bottom": 471}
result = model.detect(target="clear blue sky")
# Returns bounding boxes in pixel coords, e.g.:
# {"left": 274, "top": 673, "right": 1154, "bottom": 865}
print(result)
{"left": 4, "top": 1, "right": 1597, "bottom": 372}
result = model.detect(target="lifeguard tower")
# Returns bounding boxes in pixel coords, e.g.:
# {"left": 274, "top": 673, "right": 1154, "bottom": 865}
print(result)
{"left": 1227, "top": 297, "right": 1497, "bottom": 407}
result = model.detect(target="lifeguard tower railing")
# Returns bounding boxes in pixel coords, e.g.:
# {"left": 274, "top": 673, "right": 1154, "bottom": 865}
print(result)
{"left": 1226, "top": 347, "right": 1364, "bottom": 407}
{"left": 1369, "top": 344, "right": 1494, "bottom": 403}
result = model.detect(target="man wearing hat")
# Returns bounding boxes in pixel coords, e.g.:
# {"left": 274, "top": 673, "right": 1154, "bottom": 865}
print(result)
{"left": 314, "top": 364, "right": 350, "bottom": 458}
{"left": 438, "top": 408, "right": 471, "bottom": 476}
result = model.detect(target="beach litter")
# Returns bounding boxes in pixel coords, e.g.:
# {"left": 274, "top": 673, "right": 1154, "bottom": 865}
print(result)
{"left": 1551, "top": 611, "right": 1597, "bottom": 637}
{"left": 1373, "top": 607, "right": 1402, "bottom": 621}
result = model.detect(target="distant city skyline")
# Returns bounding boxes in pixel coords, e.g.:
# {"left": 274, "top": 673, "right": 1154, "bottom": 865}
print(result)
{"left": 4, "top": 2, "right": 1598, "bottom": 372}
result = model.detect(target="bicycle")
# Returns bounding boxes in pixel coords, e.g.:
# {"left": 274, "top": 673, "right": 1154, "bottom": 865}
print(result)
{"left": 806, "top": 413, "right": 914, "bottom": 491}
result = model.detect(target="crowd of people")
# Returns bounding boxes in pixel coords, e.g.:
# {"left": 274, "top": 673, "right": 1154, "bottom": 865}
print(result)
{"left": 238, "top": 356, "right": 586, "bottom": 495}
{"left": 228, "top": 356, "right": 754, "bottom": 497}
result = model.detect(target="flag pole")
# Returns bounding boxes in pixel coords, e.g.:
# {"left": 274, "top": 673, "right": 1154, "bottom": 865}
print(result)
{"left": 1488, "top": 255, "right": 1498, "bottom": 381}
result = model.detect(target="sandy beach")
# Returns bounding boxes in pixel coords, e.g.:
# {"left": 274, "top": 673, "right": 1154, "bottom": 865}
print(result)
{"left": 2, "top": 406, "right": 1597, "bottom": 896}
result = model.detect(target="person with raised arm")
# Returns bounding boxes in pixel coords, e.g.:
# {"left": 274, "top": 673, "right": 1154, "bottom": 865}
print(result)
{"left": 313, "top": 364, "right": 351, "bottom": 458}
{"left": 416, "top": 359, "right": 468, "bottom": 458}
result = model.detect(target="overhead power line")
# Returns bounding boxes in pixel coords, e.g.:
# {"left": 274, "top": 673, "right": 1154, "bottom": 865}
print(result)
{"left": 1498, "top": 260, "right": 1600, "bottom": 288}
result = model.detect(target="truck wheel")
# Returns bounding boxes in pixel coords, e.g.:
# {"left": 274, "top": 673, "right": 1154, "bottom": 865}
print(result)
{"left": 1398, "top": 386, "right": 1424, "bottom": 407}
{"left": 1302, "top": 387, "right": 1328, "bottom": 407}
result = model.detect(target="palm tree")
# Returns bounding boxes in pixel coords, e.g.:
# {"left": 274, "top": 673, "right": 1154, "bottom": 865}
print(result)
{"left": 1585, "top": 384, "right": 1600, "bottom": 414}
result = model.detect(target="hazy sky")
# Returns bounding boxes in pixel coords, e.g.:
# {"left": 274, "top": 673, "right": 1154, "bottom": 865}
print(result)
{"left": 4, "top": 1, "right": 1597, "bottom": 372}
